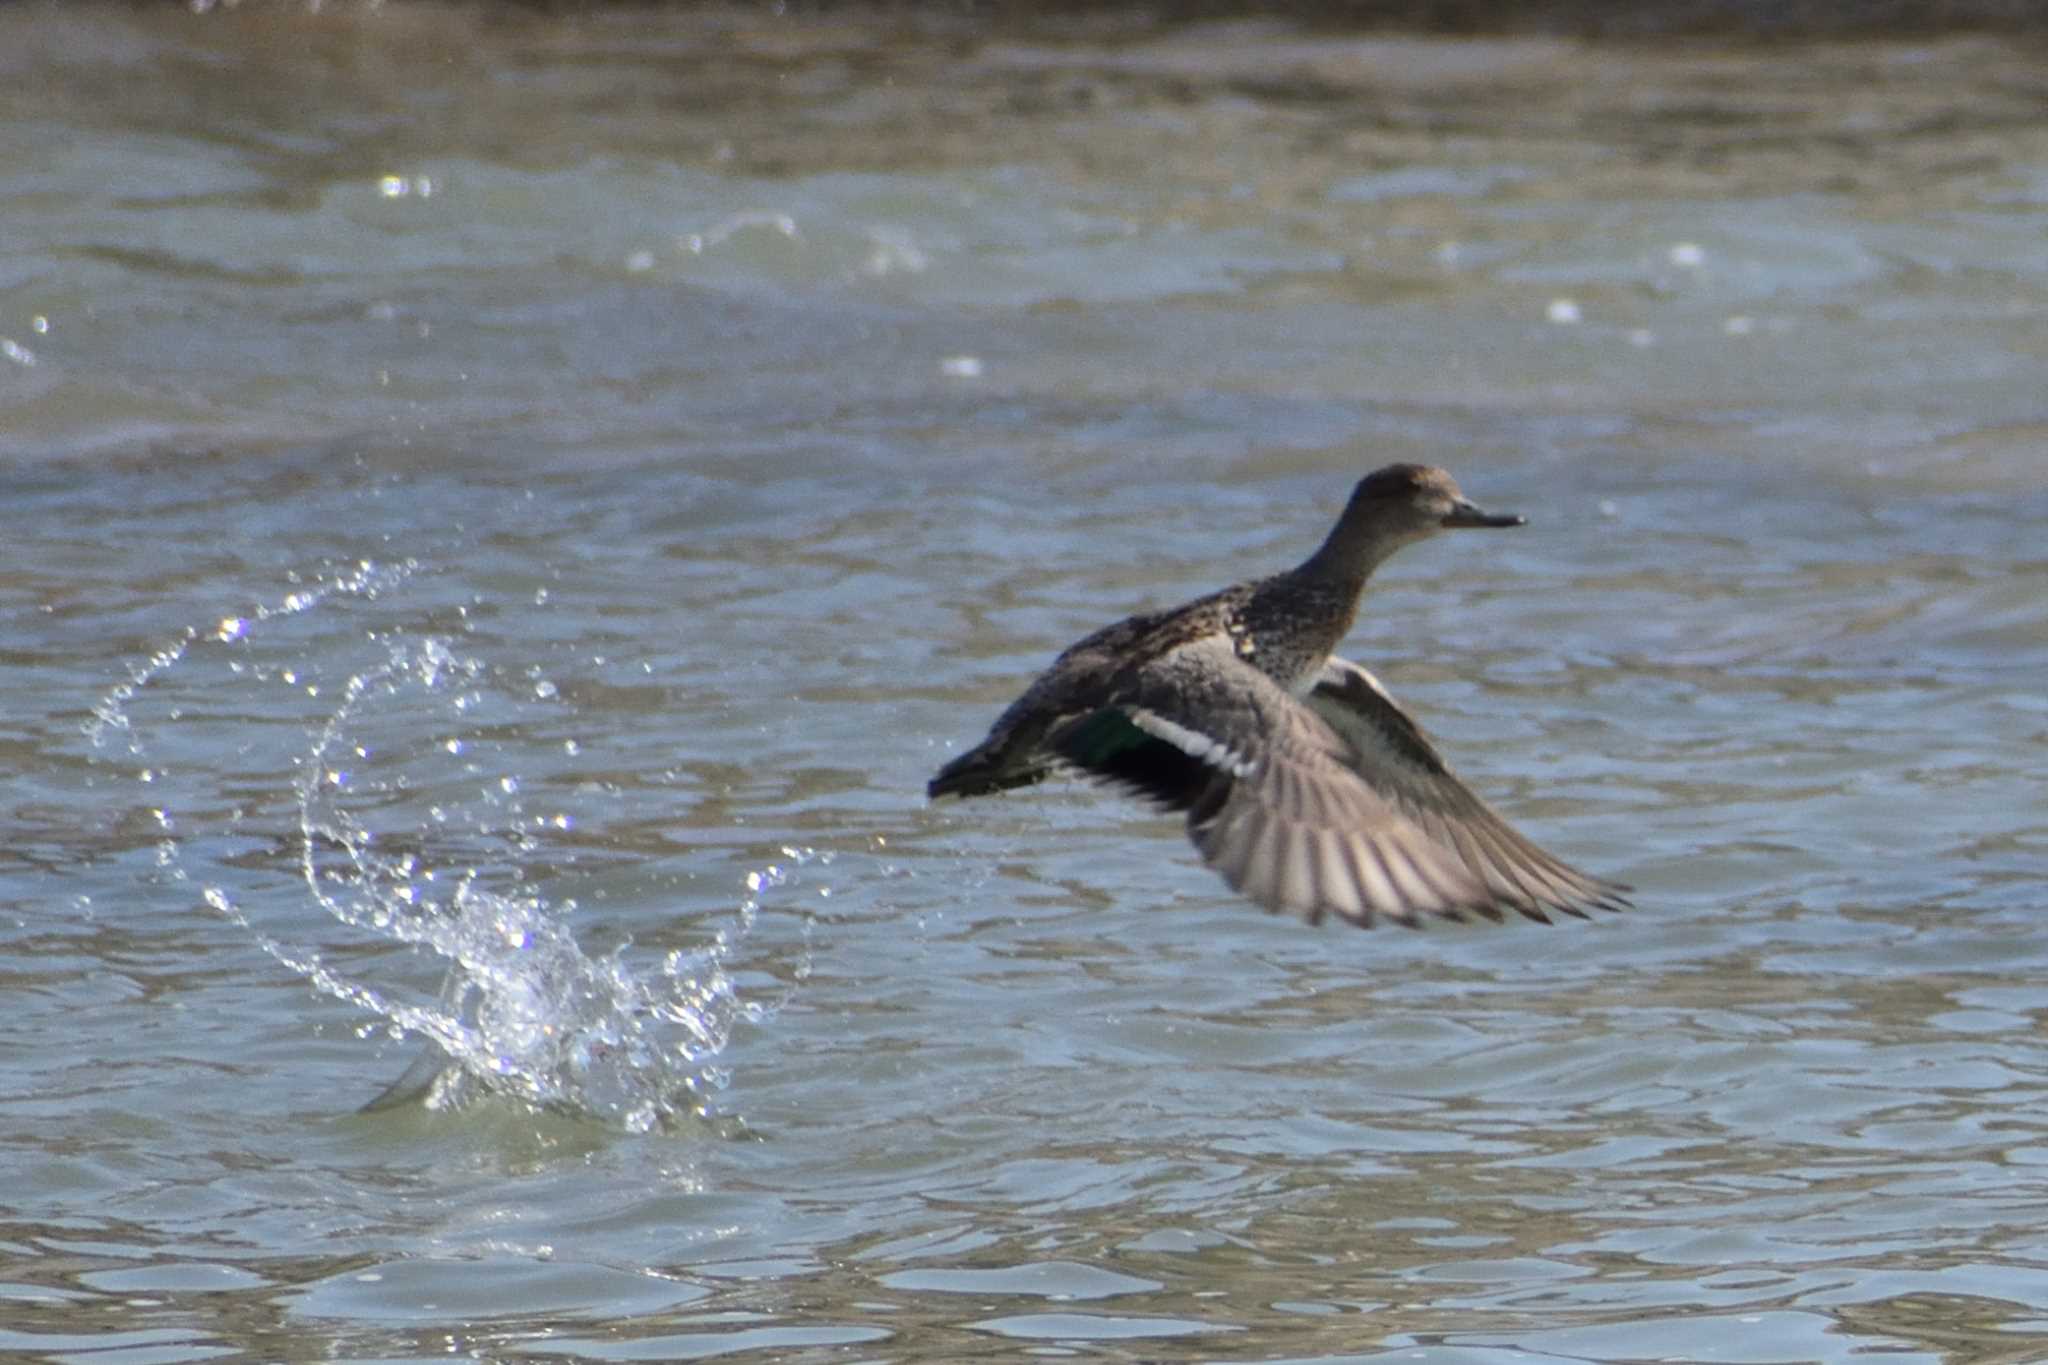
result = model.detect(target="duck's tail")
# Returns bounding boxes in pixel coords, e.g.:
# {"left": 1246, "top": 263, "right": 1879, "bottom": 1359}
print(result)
{"left": 927, "top": 740, "right": 1051, "bottom": 800}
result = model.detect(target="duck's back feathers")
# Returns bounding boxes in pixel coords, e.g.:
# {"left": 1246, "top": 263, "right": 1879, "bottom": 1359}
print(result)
{"left": 927, "top": 594, "right": 1238, "bottom": 800}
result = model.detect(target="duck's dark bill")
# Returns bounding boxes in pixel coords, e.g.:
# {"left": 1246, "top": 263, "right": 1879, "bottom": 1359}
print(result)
{"left": 1442, "top": 500, "right": 1525, "bottom": 529}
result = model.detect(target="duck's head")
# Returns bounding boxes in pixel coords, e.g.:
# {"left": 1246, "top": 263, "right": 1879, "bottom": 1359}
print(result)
{"left": 1305, "top": 464, "right": 1524, "bottom": 582}
{"left": 1350, "top": 463, "right": 1525, "bottom": 537}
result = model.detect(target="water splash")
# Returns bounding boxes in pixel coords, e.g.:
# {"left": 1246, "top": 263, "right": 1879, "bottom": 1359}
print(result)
{"left": 90, "top": 561, "right": 800, "bottom": 1131}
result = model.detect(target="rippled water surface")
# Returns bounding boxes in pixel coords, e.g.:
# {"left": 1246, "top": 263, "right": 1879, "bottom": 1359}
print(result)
{"left": 5, "top": 6, "right": 2048, "bottom": 1362}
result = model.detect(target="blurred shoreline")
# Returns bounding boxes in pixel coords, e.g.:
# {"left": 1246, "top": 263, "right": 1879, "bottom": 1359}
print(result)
{"left": 147, "top": 0, "right": 2048, "bottom": 39}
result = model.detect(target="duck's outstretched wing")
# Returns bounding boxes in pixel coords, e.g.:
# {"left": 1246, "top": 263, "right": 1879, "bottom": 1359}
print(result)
{"left": 1046, "top": 637, "right": 1521, "bottom": 929}
{"left": 1304, "top": 657, "right": 1632, "bottom": 922}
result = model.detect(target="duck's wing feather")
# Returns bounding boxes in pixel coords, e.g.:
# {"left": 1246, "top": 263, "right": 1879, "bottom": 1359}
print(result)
{"left": 1304, "top": 657, "right": 1631, "bottom": 922}
{"left": 1047, "top": 637, "right": 1519, "bottom": 929}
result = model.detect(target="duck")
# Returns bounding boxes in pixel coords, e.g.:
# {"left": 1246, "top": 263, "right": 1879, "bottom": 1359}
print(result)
{"left": 927, "top": 463, "right": 1630, "bottom": 928}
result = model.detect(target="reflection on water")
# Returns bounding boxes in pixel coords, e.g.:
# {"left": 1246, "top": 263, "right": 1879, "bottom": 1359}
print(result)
{"left": 3, "top": 4, "right": 2048, "bottom": 1363}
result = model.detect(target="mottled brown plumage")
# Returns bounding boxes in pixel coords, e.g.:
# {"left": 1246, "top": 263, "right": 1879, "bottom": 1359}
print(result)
{"left": 928, "top": 464, "right": 1630, "bottom": 928}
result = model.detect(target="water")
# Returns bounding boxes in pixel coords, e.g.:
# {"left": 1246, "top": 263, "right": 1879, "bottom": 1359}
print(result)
{"left": 4, "top": 6, "right": 2047, "bottom": 1361}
